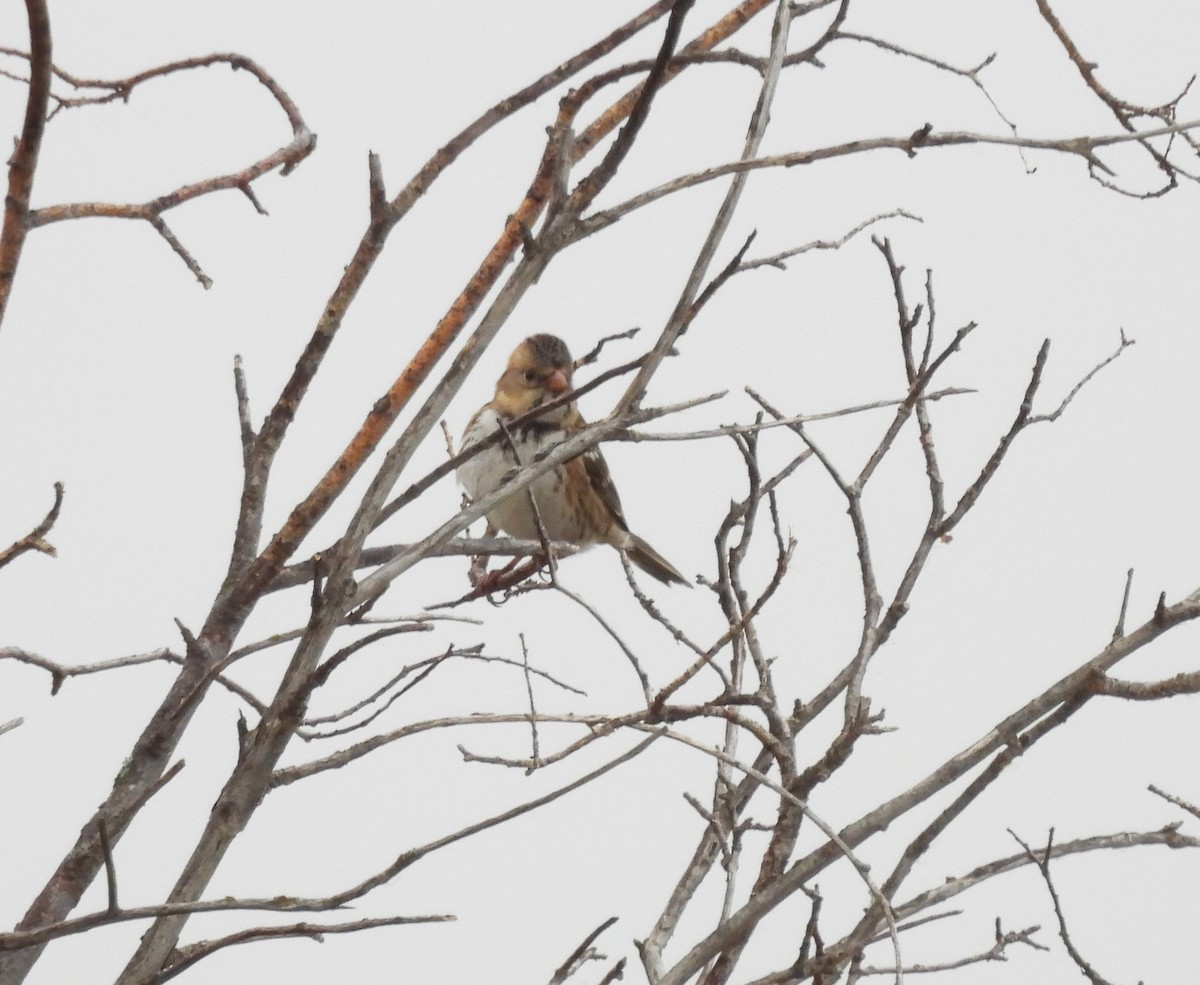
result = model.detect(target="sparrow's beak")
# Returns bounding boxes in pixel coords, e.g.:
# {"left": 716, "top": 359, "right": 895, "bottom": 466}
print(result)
{"left": 543, "top": 369, "right": 569, "bottom": 394}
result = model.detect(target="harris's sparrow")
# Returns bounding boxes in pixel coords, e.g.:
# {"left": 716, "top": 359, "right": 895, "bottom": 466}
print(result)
{"left": 458, "top": 333, "right": 688, "bottom": 586}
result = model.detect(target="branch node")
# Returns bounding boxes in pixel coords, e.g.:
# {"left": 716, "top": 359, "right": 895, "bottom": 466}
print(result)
{"left": 238, "top": 181, "right": 268, "bottom": 215}
{"left": 906, "top": 122, "right": 933, "bottom": 156}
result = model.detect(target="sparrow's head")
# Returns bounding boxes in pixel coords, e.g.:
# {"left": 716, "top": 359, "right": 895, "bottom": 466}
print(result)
{"left": 493, "top": 333, "right": 574, "bottom": 418}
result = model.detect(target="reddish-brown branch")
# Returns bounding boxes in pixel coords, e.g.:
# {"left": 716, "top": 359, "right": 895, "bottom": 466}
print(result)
{"left": 155, "top": 915, "right": 455, "bottom": 983}
{"left": 0, "top": 0, "right": 51, "bottom": 329}
{"left": 565, "top": 0, "right": 696, "bottom": 215}
{"left": 385, "top": 0, "right": 679, "bottom": 222}
{"left": 572, "top": 0, "right": 778, "bottom": 160}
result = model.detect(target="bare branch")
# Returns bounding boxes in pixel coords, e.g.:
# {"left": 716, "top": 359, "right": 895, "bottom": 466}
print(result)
{"left": 310, "top": 734, "right": 661, "bottom": 908}
{"left": 548, "top": 917, "right": 618, "bottom": 985}
{"left": 940, "top": 340, "right": 1050, "bottom": 533}
{"left": 274, "top": 712, "right": 620, "bottom": 787}
{"left": 574, "top": 328, "right": 641, "bottom": 369}
{"left": 385, "top": 0, "right": 681, "bottom": 221}
{"left": 564, "top": 0, "right": 696, "bottom": 217}
{"left": 835, "top": 33, "right": 1027, "bottom": 158}
{"left": 4, "top": 7, "right": 1196, "bottom": 985}
{"left": 0, "top": 645, "right": 263, "bottom": 709}
{"left": 894, "top": 824, "right": 1198, "bottom": 923}
{"left": 157, "top": 914, "right": 455, "bottom": 983}
{"left": 855, "top": 921, "right": 1045, "bottom": 976}
{"left": 1148, "top": 785, "right": 1200, "bottom": 822}
{"left": 554, "top": 581, "right": 653, "bottom": 703}
{"left": 96, "top": 821, "right": 118, "bottom": 916}
{"left": 585, "top": 119, "right": 1200, "bottom": 232}
{"left": 21, "top": 54, "right": 314, "bottom": 285}
{"left": 518, "top": 634, "right": 541, "bottom": 769}
{"left": 1034, "top": 0, "right": 1197, "bottom": 195}
{"left": 1112, "top": 568, "right": 1135, "bottom": 642}
{"left": 639, "top": 721, "right": 903, "bottom": 985}
{"left": 0, "top": 482, "right": 62, "bottom": 571}
{"left": 1011, "top": 830, "right": 1118, "bottom": 985}
{"left": 734, "top": 210, "right": 923, "bottom": 274}
{"left": 0, "top": 0, "right": 51, "bottom": 328}
{"left": 657, "top": 586, "right": 1200, "bottom": 985}
{"left": 1027, "top": 331, "right": 1134, "bottom": 424}
{"left": 0, "top": 893, "right": 450, "bottom": 955}
{"left": 1093, "top": 670, "right": 1200, "bottom": 701}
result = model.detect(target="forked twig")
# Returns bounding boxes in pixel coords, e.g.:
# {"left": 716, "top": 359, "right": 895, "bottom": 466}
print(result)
{"left": 0, "top": 482, "right": 63, "bottom": 571}
{"left": 1011, "top": 829, "right": 1118, "bottom": 985}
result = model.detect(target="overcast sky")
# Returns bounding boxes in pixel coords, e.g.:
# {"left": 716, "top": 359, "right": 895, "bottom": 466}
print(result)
{"left": 2, "top": 2, "right": 1199, "bottom": 983}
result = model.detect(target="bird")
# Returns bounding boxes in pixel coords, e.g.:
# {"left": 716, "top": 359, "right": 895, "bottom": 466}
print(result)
{"left": 458, "top": 333, "right": 689, "bottom": 586}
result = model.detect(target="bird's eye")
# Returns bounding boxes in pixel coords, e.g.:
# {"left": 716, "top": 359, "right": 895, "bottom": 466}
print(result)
{"left": 522, "top": 369, "right": 538, "bottom": 384}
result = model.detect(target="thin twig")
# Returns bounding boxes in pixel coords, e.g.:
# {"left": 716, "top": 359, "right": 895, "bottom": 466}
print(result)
{"left": 1112, "top": 569, "right": 1135, "bottom": 642}
{"left": 97, "top": 822, "right": 118, "bottom": 915}
{"left": 548, "top": 917, "right": 618, "bottom": 985}
{"left": 0, "top": 482, "right": 63, "bottom": 570}
{"left": 157, "top": 915, "right": 455, "bottom": 983}
{"left": 1148, "top": 784, "right": 1200, "bottom": 821}
{"left": 1011, "top": 830, "right": 1117, "bottom": 985}
{"left": 519, "top": 634, "right": 542, "bottom": 770}
{"left": 554, "top": 582, "right": 652, "bottom": 703}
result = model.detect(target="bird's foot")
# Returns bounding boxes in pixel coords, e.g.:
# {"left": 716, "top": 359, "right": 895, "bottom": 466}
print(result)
{"left": 430, "top": 554, "right": 548, "bottom": 608}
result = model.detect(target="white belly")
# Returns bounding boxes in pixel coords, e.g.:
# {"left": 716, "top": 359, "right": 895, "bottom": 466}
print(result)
{"left": 458, "top": 408, "right": 588, "bottom": 542}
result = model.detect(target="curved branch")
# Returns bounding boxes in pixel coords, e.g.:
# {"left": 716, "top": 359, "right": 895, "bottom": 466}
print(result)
{"left": 0, "top": 481, "right": 62, "bottom": 571}
{"left": 1035, "top": 0, "right": 1198, "bottom": 196}
{"left": 24, "top": 53, "right": 315, "bottom": 287}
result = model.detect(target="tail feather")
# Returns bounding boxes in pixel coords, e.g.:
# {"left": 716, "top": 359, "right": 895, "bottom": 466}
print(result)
{"left": 626, "top": 536, "right": 690, "bottom": 587}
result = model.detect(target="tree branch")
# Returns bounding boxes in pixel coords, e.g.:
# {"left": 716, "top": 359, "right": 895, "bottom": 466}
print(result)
{"left": 0, "top": 0, "right": 50, "bottom": 329}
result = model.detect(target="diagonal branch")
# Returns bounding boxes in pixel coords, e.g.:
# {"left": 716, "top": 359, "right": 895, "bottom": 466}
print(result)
{"left": 0, "top": 482, "right": 62, "bottom": 571}
{"left": 0, "top": 0, "right": 51, "bottom": 329}
{"left": 1012, "top": 830, "right": 1118, "bottom": 985}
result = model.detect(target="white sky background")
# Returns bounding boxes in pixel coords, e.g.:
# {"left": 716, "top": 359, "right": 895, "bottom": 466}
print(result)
{"left": 1, "top": 1, "right": 1199, "bottom": 983}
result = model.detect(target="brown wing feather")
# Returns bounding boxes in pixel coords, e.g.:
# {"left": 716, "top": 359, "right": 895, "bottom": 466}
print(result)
{"left": 566, "top": 411, "right": 689, "bottom": 585}
{"left": 581, "top": 445, "right": 629, "bottom": 532}
{"left": 565, "top": 406, "right": 629, "bottom": 532}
